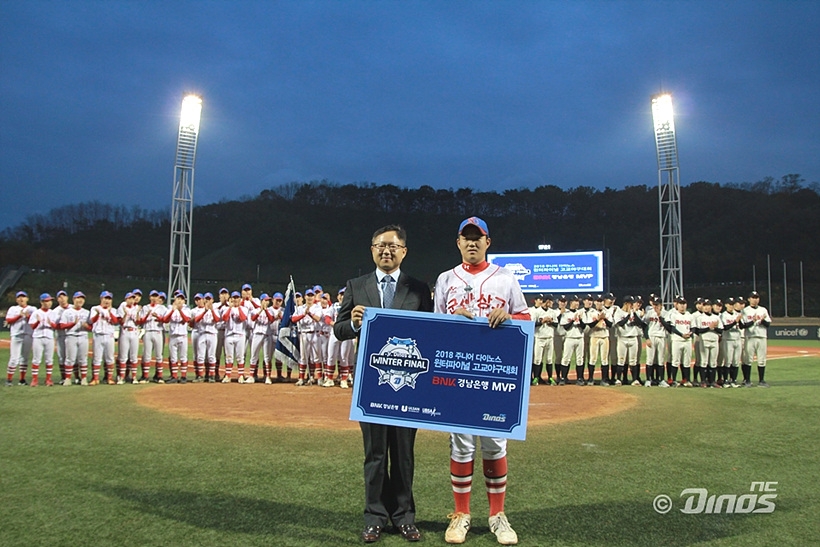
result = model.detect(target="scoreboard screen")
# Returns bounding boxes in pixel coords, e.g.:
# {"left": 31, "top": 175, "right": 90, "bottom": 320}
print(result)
{"left": 487, "top": 251, "right": 604, "bottom": 294}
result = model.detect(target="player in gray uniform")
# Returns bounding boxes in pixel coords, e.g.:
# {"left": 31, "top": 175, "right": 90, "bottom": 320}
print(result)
{"left": 738, "top": 291, "right": 771, "bottom": 387}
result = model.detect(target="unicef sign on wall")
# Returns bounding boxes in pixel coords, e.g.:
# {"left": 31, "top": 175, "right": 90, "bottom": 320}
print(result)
{"left": 767, "top": 326, "right": 820, "bottom": 340}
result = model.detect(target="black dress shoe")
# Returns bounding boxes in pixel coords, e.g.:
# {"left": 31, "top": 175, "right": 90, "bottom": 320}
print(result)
{"left": 398, "top": 523, "right": 421, "bottom": 542}
{"left": 361, "top": 525, "right": 382, "bottom": 543}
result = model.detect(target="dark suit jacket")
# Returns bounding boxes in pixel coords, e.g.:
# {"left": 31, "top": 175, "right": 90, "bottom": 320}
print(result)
{"left": 334, "top": 270, "right": 433, "bottom": 341}
{"left": 333, "top": 270, "right": 432, "bottom": 528}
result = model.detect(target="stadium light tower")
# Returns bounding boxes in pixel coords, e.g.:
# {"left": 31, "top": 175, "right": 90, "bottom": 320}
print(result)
{"left": 168, "top": 94, "right": 202, "bottom": 299}
{"left": 651, "top": 93, "right": 683, "bottom": 308}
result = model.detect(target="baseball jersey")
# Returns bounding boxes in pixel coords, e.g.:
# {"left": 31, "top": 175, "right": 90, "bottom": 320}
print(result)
{"left": 720, "top": 309, "right": 741, "bottom": 341}
{"left": 663, "top": 309, "right": 693, "bottom": 341}
{"left": 119, "top": 304, "right": 141, "bottom": 330}
{"left": 193, "top": 306, "right": 220, "bottom": 335}
{"left": 434, "top": 262, "right": 529, "bottom": 319}
{"left": 6, "top": 305, "right": 37, "bottom": 337}
{"left": 587, "top": 307, "right": 612, "bottom": 339}
{"left": 89, "top": 306, "right": 120, "bottom": 335}
{"left": 222, "top": 306, "right": 248, "bottom": 336}
{"left": 139, "top": 303, "right": 168, "bottom": 332}
{"left": 164, "top": 307, "right": 192, "bottom": 336}
{"left": 530, "top": 306, "right": 554, "bottom": 338}
{"left": 694, "top": 312, "right": 722, "bottom": 343}
{"left": 29, "top": 308, "right": 59, "bottom": 338}
{"left": 643, "top": 306, "right": 668, "bottom": 338}
{"left": 739, "top": 305, "right": 771, "bottom": 338}
{"left": 250, "top": 307, "right": 277, "bottom": 335}
{"left": 61, "top": 306, "right": 91, "bottom": 335}
{"left": 560, "top": 308, "right": 587, "bottom": 339}
{"left": 612, "top": 307, "right": 644, "bottom": 338}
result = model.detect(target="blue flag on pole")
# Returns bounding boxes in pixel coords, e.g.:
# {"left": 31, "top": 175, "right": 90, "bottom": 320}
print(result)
{"left": 274, "top": 276, "right": 300, "bottom": 371}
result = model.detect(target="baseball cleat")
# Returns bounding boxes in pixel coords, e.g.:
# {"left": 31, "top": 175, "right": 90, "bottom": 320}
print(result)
{"left": 264, "top": 377, "right": 272, "bottom": 385}
{"left": 758, "top": 381, "right": 770, "bottom": 388}
{"left": 179, "top": 377, "right": 187, "bottom": 384}
{"left": 18, "top": 379, "right": 27, "bottom": 386}
{"left": 245, "top": 376, "right": 255, "bottom": 384}
{"left": 221, "top": 376, "right": 231, "bottom": 383}
{"left": 81, "top": 378, "right": 89, "bottom": 386}
{"left": 30, "top": 378, "right": 39, "bottom": 387}
{"left": 295, "top": 379, "right": 305, "bottom": 386}
{"left": 322, "top": 379, "right": 335, "bottom": 388}
{"left": 45, "top": 378, "right": 54, "bottom": 386}
{"left": 340, "top": 379, "right": 349, "bottom": 389}
{"left": 116, "top": 377, "right": 125, "bottom": 385}
{"left": 644, "top": 380, "right": 652, "bottom": 387}
{"left": 614, "top": 380, "right": 622, "bottom": 386}
{"left": 445, "top": 512, "right": 471, "bottom": 544}
{"left": 488, "top": 512, "right": 518, "bottom": 545}
{"left": 5, "top": 380, "right": 13, "bottom": 387}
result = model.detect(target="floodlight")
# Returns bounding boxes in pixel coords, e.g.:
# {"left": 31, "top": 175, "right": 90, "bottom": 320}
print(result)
{"left": 651, "top": 93, "right": 675, "bottom": 132}
{"left": 180, "top": 95, "right": 202, "bottom": 133}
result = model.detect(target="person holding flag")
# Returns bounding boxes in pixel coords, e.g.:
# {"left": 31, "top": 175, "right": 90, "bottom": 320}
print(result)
{"left": 274, "top": 278, "right": 301, "bottom": 383}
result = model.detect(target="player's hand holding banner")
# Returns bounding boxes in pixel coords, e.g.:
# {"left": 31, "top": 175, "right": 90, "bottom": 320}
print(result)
{"left": 349, "top": 307, "right": 535, "bottom": 440}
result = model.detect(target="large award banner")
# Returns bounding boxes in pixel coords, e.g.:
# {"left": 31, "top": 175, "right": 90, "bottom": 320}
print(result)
{"left": 349, "top": 308, "right": 534, "bottom": 440}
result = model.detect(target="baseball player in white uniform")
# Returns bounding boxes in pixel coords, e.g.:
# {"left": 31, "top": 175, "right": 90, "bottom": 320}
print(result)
{"left": 4, "top": 291, "right": 36, "bottom": 386}
{"left": 559, "top": 296, "right": 587, "bottom": 385}
{"left": 720, "top": 297, "right": 742, "bottom": 387}
{"left": 59, "top": 292, "right": 91, "bottom": 385}
{"left": 611, "top": 296, "right": 645, "bottom": 386}
{"left": 642, "top": 296, "right": 669, "bottom": 387}
{"left": 213, "top": 288, "right": 230, "bottom": 381}
{"left": 116, "top": 292, "right": 141, "bottom": 384}
{"left": 435, "top": 217, "right": 529, "bottom": 546}
{"left": 249, "top": 293, "right": 276, "bottom": 384}
{"left": 162, "top": 293, "right": 192, "bottom": 383}
{"left": 190, "top": 293, "right": 205, "bottom": 372}
{"left": 587, "top": 295, "right": 612, "bottom": 386}
{"left": 661, "top": 296, "right": 693, "bottom": 387}
{"left": 325, "top": 288, "right": 355, "bottom": 388}
{"left": 221, "top": 291, "right": 249, "bottom": 382}
{"left": 318, "top": 293, "right": 336, "bottom": 386}
{"left": 268, "top": 292, "right": 288, "bottom": 382}
{"left": 28, "top": 293, "right": 59, "bottom": 386}
{"left": 693, "top": 299, "right": 723, "bottom": 387}
{"left": 292, "top": 289, "right": 321, "bottom": 385}
{"left": 53, "top": 290, "right": 71, "bottom": 382}
{"left": 138, "top": 290, "right": 167, "bottom": 382}
{"left": 88, "top": 291, "right": 120, "bottom": 385}
{"left": 192, "top": 292, "right": 220, "bottom": 382}
{"left": 529, "top": 294, "right": 552, "bottom": 386}
{"left": 738, "top": 291, "right": 771, "bottom": 387}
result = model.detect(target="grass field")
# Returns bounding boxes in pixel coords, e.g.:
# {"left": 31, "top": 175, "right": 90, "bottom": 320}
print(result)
{"left": 1, "top": 339, "right": 819, "bottom": 546}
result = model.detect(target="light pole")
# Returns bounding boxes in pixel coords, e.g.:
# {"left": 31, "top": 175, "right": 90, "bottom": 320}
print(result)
{"left": 168, "top": 94, "right": 202, "bottom": 299}
{"left": 652, "top": 93, "right": 683, "bottom": 308}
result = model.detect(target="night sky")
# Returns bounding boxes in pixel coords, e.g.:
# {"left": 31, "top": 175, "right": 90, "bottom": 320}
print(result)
{"left": 2, "top": 0, "right": 818, "bottom": 230}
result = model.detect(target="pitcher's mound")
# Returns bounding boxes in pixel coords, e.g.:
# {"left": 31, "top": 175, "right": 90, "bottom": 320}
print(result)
{"left": 135, "top": 383, "right": 637, "bottom": 430}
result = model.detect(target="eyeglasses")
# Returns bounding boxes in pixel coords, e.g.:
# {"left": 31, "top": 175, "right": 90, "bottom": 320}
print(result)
{"left": 372, "top": 243, "right": 405, "bottom": 253}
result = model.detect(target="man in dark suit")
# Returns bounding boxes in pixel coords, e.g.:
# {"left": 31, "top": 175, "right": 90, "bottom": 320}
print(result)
{"left": 334, "top": 224, "right": 433, "bottom": 543}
